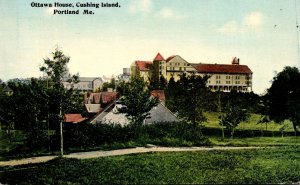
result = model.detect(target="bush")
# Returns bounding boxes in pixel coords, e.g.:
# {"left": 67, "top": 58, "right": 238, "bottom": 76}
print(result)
{"left": 63, "top": 121, "right": 212, "bottom": 150}
{"left": 201, "top": 127, "right": 295, "bottom": 138}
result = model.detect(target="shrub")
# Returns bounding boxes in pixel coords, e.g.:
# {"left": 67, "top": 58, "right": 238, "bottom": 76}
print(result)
{"left": 63, "top": 121, "right": 212, "bottom": 150}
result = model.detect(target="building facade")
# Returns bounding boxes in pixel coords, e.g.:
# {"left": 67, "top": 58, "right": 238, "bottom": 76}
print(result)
{"left": 130, "top": 53, "right": 252, "bottom": 92}
{"left": 62, "top": 77, "right": 103, "bottom": 92}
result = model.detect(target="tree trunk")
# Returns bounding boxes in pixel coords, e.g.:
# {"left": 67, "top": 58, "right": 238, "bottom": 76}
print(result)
{"left": 230, "top": 128, "right": 235, "bottom": 139}
{"left": 220, "top": 123, "right": 225, "bottom": 141}
{"left": 59, "top": 107, "right": 63, "bottom": 157}
{"left": 292, "top": 122, "right": 299, "bottom": 136}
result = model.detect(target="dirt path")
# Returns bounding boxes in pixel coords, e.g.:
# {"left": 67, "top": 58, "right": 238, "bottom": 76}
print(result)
{"left": 0, "top": 146, "right": 260, "bottom": 167}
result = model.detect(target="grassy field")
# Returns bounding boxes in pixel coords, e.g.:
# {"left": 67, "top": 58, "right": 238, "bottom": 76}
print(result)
{"left": 0, "top": 131, "right": 25, "bottom": 159}
{"left": 209, "top": 136, "right": 300, "bottom": 147}
{"left": 1, "top": 114, "right": 299, "bottom": 184}
{"left": 1, "top": 146, "right": 299, "bottom": 184}
{"left": 204, "top": 112, "right": 294, "bottom": 131}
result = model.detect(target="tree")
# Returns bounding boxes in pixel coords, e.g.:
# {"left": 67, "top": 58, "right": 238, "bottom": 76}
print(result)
{"left": 267, "top": 66, "right": 300, "bottom": 135}
{"left": 102, "top": 77, "right": 116, "bottom": 91}
{"left": 175, "top": 73, "right": 210, "bottom": 131}
{"left": 159, "top": 75, "right": 167, "bottom": 89}
{"left": 165, "top": 76, "right": 178, "bottom": 112}
{"left": 40, "top": 48, "right": 79, "bottom": 156}
{"left": 219, "top": 106, "right": 249, "bottom": 139}
{"left": 0, "top": 78, "right": 49, "bottom": 148}
{"left": 117, "top": 77, "right": 158, "bottom": 138}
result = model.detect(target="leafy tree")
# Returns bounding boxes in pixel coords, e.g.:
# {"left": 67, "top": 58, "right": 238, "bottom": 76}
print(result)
{"left": 267, "top": 66, "right": 300, "bottom": 135}
{"left": 117, "top": 77, "right": 158, "bottom": 138}
{"left": 165, "top": 76, "right": 178, "bottom": 112}
{"left": 159, "top": 75, "right": 167, "bottom": 89}
{"left": 40, "top": 48, "right": 79, "bottom": 156}
{"left": 0, "top": 78, "right": 49, "bottom": 148}
{"left": 148, "top": 75, "right": 159, "bottom": 90}
{"left": 102, "top": 78, "right": 116, "bottom": 91}
{"left": 0, "top": 79, "right": 4, "bottom": 93}
{"left": 148, "top": 73, "right": 167, "bottom": 90}
{"left": 0, "top": 83, "right": 15, "bottom": 137}
{"left": 256, "top": 96, "right": 271, "bottom": 135}
{"left": 219, "top": 106, "right": 249, "bottom": 139}
{"left": 175, "top": 74, "right": 210, "bottom": 130}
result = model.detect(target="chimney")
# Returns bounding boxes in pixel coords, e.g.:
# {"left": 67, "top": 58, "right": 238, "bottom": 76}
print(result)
{"left": 232, "top": 57, "right": 240, "bottom": 65}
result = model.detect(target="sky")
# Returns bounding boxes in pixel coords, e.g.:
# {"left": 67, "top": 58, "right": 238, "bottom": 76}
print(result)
{"left": 1, "top": 0, "right": 300, "bottom": 94}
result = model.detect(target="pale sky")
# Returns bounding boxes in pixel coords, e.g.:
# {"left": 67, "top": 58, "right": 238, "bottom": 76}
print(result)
{"left": 1, "top": 0, "right": 300, "bottom": 94}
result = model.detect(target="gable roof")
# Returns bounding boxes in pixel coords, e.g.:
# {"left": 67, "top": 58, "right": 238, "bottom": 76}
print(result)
{"left": 151, "top": 90, "right": 165, "bottom": 102}
{"left": 85, "top": 93, "right": 101, "bottom": 104}
{"left": 166, "top": 55, "right": 176, "bottom": 62}
{"left": 153, "top": 53, "right": 165, "bottom": 61}
{"left": 85, "top": 104, "right": 102, "bottom": 113}
{"left": 135, "top": 61, "right": 152, "bottom": 71}
{"left": 192, "top": 63, "right": 252, "bottom": 74}
{"left": 93, "top": 102, "right": 179, "bottom": 125}
{"left": 101, "top": 92, "right": 118, "bottom": 104}
{"left": 62, "top": 77, "right": 102, "bottom": 82}
{"left": 64, "top": 114, "right": 87, "bottom": 123}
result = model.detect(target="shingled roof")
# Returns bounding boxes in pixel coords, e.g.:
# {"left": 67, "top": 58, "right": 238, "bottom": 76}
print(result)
{"left": 135, "top": 61, "right": 152, "bottom": 71}
{"left": 101, "top": 92, "right": 118, "bottom": 104}
{"left": 151, "top": 90, "right": 165, "bottom": 102}
{"left": 153, "top": 53, "right": 165, "bottom": 61}
{"left": 166, "top": 55, "right": 176, "bottom": 62}
{"left": 192, "top": 63, "right": 252, "bottom": 74}
{"left": 64, "top": 114, "right": 87, "bottom": 123}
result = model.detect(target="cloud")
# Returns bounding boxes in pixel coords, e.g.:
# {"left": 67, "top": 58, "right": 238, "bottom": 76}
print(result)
{"left": 218, "top": 12, "right": 264, "bottom": 34}
{"left": 217, "top": 21, "right": 238, "bottom": 34}
{"left": 244, "top": 12, "right": 264, "bottom": 29}
{"left": 129, "top": 0, "right": 152, "bottom": 13}
{"left": 156, "top": 7, "right": 186, "bottom": 20}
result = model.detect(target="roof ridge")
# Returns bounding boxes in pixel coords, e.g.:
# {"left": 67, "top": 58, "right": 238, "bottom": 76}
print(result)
{"left": 153, "top": 52, "right": 165, "bottom": 61}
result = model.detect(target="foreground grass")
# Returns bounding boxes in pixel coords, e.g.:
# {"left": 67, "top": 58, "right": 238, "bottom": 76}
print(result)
{"left": 209, "top": 136, "right": 300, "bottom": 147}
{"left": 1, "top": 146, "right": 299, "bottom": 184}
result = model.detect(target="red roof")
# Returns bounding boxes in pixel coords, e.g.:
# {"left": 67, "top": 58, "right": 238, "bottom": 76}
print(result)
{"left": 101, "top": 92, "right": 118, "bottom": 104}
{"left": 136, "top": 61, "right": 153, "bottom": 71}
{"left": 64, "top": 114, "right": 87, "bottom": 123}
{"left": 166, "top": 55, "right": 176, "bottom": 62}
{"left": 151, "top": 90, "right": 165, "bottom": 102}
{"left": 153, "top": 53, "right": 165, "bottom": 61}
{"left": 193, "top": 63, "right": 252, "bottom": 74}
{"left": 92, "top": 93, "right": 101, "bottom": 104}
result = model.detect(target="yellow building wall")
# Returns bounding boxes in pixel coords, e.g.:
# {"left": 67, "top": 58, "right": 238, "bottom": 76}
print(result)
{"left": 165, "top": 56, "right": 197, "bottom": 81}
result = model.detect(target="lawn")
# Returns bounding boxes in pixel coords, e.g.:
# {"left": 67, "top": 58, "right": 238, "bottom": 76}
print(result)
{"left": 209, "top": 136, "right": 300, "bottom": 147}
{"left": 204, "top": 112, "right": 294, "bottom": 132}
{"left": 0, "top": 146, "right": 299, "bottom": 184}
{"left": 0, "top": 130, "right": 25, "bottom": 160}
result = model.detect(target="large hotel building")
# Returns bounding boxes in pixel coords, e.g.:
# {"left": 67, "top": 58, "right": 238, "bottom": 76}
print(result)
{"left": 130, "top": 53, "right": 252, "bottom": 92}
